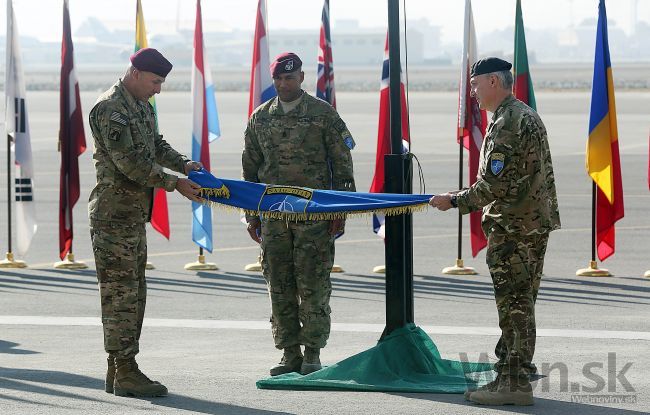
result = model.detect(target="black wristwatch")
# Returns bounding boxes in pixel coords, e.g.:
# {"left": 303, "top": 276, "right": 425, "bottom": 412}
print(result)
{"left": 450, "top": 195, "right": 458, "bottom": 208}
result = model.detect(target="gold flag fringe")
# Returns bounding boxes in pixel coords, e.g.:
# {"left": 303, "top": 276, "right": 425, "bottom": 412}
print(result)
{"left": 197, "top": 197, "right": 429, "bottom": 221}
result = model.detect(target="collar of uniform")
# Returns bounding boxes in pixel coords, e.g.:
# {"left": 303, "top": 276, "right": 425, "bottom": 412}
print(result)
{"left": 491, "top": 94, "right": 516, "bottom": 121}
{"left": 269, "top": 91, "right": 306, "bottom": 116}
{"left": 117, "top": 79, "right": 143, "bottom": 113}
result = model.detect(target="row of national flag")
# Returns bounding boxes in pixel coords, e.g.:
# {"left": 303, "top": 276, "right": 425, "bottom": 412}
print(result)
{"left": 1, "top": 0, "right": 641, "bottom": 267}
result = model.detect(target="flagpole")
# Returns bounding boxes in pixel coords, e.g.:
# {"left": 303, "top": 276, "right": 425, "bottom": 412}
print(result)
{"left": 576, "top": 182, "right": 610, "bottom": 277}
{"left": 1, "top": 134, "right": 26, "bottom": 267}
{"left": 185, "top": 246, "right": 218, "bottom": 271}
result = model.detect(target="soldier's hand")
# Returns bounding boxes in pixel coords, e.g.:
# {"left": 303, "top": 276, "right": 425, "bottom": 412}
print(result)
{"left": 247, "top": 219, "right": 262, "bottom": 244}
{"left": 328, "top": 218, "right": 345, "bottom": 236}
{"left": 175, "top": 178, "right": 203, "bottom": 203}
{"left": 184, "top": 160, "right": 204, "bottom": 176}
{"left": 429, "top": 193, "right": 453, "bottom": 211}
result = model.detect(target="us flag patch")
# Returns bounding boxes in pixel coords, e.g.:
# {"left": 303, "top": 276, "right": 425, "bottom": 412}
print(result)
{"left": 110, "top": 111, "right": 128, "bottom": 126}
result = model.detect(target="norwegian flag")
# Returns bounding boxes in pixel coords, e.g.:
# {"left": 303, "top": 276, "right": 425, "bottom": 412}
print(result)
{"left": 369, "top": 34, "right": 410, "bottom": 238}
{"left": 316, "top": 0, "right": 335, "bottom": 108}
{"left": 58, "top": 0, "right": 86, "bottom": 259}
{"left": 459, "top": 0, "right": 487, "bottom": 257}
{"left": 248, "top": 0, "right": 276, "bottom": 116}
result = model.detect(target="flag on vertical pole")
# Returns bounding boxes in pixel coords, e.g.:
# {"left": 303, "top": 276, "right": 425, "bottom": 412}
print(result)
{"left": 316, "top": 0, "right": 336, "bottom": 108}
{"left": 249, "top": 0, "right": 276, "bottom": 116}
{"left": 5, "top": 0, "right": 37, "bottom": 256}
{"left": 459, "top": 0, "right": 487, "bottom": 257}
{"left": 587, "top": 0, "right": 624, "bottom": 261}
{"left": 513, "top": 0, "right": 536, "bottom": 110}
{"left": 191, "top": 0, "right": 221, "bottom": 253}
{"left": 135, "top": 0, "right": 170, "bottom": 239}
{"left": 58, "top": 0, "right": 86, "bottom": 260}
{"left": 369, "top": 34, "right": 410, "bottom": 238}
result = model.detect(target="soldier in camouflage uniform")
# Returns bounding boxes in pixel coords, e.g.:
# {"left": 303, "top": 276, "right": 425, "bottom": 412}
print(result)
{"left": 88, "top": 48, "right": 203, "bottom": 397}
{"left": 430, "top": 57, "right": 560, "bottom": 406}
{"left": 242, "top": 53, "right": 355, "bottom": 376}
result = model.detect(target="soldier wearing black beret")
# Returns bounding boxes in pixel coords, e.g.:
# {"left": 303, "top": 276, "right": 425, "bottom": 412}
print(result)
{"left": 430, "top": 57, "right": 560, "bottom": 406}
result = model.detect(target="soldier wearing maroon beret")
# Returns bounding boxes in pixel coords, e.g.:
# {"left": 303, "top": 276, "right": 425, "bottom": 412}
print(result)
{"left": 87, "top": 47, "right": 204, "bottom": 398}
{"left": 243, "top": 52, "right": 356, "bottom": 377}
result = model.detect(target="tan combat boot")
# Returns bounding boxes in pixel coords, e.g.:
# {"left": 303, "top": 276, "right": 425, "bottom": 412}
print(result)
{"left": 113, "top": 358, "right": 168, "bottom": 397}
{"left": 300, "top": 347, "right": 322, "bottom": 375}
{"left": 469, "top": 375, "right": 533, "bottom": 406}
{"left": 464, "top": 374, "right": 501, "bottom": 401}
{"left": 105, "top": 354, "right": 116, "bottom": 393}
{"left": 269, "top": 345, "right": 303, "bottom": 376}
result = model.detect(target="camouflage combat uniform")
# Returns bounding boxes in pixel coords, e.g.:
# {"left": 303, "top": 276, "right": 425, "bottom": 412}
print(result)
{"left": 88, "top": 79, "right": 188, "bottom": 360}
{"left": 456, "top": 95, "right": 561, "bottom": 377}
{"left": 242, "top": 92, "right": 355, "bottom": 350}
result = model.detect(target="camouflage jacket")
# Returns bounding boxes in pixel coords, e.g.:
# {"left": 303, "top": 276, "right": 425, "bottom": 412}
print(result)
{"left": 88, "top": 79, "right": 188, "bottom": 223}
{"left": 242, "top": 92, "right": 356, "bottom": 221}
{"left": 457, "top": 95, "right": 561, "bottom": 235}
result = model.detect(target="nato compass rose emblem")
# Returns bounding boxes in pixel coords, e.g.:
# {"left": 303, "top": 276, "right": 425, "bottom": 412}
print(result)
{"left": 269, "top": 195, "right": 301, "bottom": 213}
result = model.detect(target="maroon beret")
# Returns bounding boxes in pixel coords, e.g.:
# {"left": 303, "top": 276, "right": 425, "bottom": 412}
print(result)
{"left": 130, "top": 48, "right": 173, "bottom": 78}
{"left": 270, "top": 52, "right": 302, "bottom": 77}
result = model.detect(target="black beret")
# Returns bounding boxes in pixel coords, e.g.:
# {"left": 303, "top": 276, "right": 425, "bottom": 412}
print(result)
{"left": 470, "top": 57, "right": 512, "bottom": 77}
{"left": 270, "top": 52, "right": 302, "bottom": 77}
{"left": 130, "top": 48, "right": 173, "bottom": 78}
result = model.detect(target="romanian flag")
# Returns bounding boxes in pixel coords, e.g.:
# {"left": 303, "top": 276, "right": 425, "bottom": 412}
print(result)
{"left": 135, "top": 0, "right": 170, "bottom": 239}
{"left": 513, "top": 0, "right": 536, "bottom": 110}
{"left": 586, "top": 0, "right": 624, "bottom": 261}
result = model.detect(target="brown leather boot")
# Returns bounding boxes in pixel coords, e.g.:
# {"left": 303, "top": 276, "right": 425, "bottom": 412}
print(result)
{"left": 113, "top": 358, "right": 168, "bottom": 397}
{"left": 105, "top": 354, "right": 116, "bottom": 394}
{"left": 300, "top": 347, "right": 322, "bottom": 375}
{"left": 269, "top": 345, "right": 303, "bottom": 376}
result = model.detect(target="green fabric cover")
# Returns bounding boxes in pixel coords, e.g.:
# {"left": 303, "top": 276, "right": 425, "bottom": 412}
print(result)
{"left": 256, "top": 324, "right": 495, "bottom": 393}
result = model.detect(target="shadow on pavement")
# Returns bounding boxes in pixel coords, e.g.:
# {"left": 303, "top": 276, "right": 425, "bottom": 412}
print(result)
{"left": 0, "top": 340, "right": 39, "bottom": 355}
{"left": 0, "top": 367, "right": 292, "bottom": 414}
{"left": 393, "top": 392, "right": 646, "bottom": 414}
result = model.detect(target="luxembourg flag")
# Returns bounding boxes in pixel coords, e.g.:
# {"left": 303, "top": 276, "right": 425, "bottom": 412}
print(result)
{"left": 248, "top": 0, "right": 276, "bottom": 116}
{"left": 191, "top": 0, "right": 220, "bottom": 252}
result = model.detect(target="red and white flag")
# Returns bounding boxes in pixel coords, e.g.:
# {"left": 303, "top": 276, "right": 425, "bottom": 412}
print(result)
{"left": 459, "top": 0, "right": 487, "bottom": 257}
{"left": 369, "top": 34, "right": 410, "bottom": 238}
{"left": 248, "top": 0, "right": 275, "bottom": 116}
{"left": 58, "top": 0, "right": 86, "bottom": 260}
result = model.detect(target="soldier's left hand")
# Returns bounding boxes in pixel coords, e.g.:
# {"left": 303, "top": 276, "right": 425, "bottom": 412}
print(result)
{"left": 184, "top": 160, "right": 204, "bottom": 175}
{"left": 328, "top": 218, "right": 345, "bottom": 236}
{"left": 429, "top": 193, "right": 453, "bottom": 211}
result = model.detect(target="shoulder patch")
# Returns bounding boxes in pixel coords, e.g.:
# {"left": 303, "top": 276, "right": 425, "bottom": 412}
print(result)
{"left": 333, "top": 118, "right": 347, "bottom": 133}
{"left": 110, "top": 111, "right": 128, "bottom": 126}
{"left": 490, "top": 153, "right": 505, "bottom": 176}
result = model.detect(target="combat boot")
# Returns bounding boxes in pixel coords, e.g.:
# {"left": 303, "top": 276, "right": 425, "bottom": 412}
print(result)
{"left": 464, "top": 374, "right": 501, "bottom": 401}
{"left": 469, "top": 375, "right": 533, "bottom": 406}
{"left": 105, "top": 354, "right": 116, "bottom": 393}
{"left": 269, "top": 345, "right": 303, "bottom": 376}
{"left": 113, "top": 358, "right": 168, "bottom": 397}
{"left": 300, "top": 347, "right": 322, "bottom": 375}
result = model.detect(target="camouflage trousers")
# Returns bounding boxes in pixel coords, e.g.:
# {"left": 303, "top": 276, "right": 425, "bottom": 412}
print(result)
{"left": 260, "top": 219, "right": 335, "bottom": 350}
{"left": 485, "top": 227, "right": 549, "bottom": 377}
{"left": 90, "top": 220, "right": 147, "bottom": 361}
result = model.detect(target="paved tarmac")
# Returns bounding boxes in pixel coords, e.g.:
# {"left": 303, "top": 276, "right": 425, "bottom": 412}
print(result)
{"left": 1, "top": 91, "right": 649, "bottom": 414}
